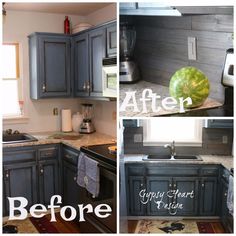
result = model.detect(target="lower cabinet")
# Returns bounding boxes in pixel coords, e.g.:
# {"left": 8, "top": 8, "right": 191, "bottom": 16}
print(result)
{"left": 125, "top": 164, "right": 220, "bottom": 217}
{"left": 3, "top": 144, "right": 60, "bottom": 216}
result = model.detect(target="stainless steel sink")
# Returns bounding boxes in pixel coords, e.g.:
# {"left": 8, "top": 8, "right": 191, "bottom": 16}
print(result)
{"left": 3, "top": 133, "right": 38, "bottom": 144}
{"left": 143, "top": 154, "right": 202, "bottom": 161}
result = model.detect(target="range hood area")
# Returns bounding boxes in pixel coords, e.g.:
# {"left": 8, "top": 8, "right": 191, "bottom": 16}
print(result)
{"left": 120, "top": 3, "right": 233, "bottom": 16}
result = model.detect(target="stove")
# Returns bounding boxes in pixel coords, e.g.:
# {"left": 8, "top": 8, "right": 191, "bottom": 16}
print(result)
{"left": 80, "top": 143, "right": 116, "bottom": 167}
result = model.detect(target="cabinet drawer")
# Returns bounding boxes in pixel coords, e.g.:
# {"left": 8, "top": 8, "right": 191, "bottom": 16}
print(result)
{"left": 38, "top": 146, "right": 58, "bottom": 160}
{"left": 126, "top": 165, "right": 145, "bottom": 176}
{"left": 200, "top": 167, "right": 219, "bottom": 176}
{"left": 63, "top": 148, "right": 79, "bottom": 165}
{"left": 3, "top": 149, "right": 36, "bottom": 164}
{"left": 146, "top": 166, "right": 199, "bottom": 176}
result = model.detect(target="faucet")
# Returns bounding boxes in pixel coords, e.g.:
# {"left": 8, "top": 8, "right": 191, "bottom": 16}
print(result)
{"left": 164, "top": 141, "right": 176, "bottom": 160}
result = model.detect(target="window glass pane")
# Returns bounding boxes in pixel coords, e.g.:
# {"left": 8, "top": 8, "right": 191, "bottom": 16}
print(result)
{"left": 143, "top": 119, "right": 202, "bottom": 144}
{"left": 2, "top": 80, "right": 21, "bottom": 116}
{"left": 2, "top": 44, "right": 17, "bottom": 78}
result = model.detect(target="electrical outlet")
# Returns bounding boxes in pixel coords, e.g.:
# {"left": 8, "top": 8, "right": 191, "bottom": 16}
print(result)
{"left": 134, "top": 134, "right": 142, "bottom": 143}
{"left": 112, "top": 111, "right": 116, "bottom": 120}
{"left": 188, "top": 37, "right": 197, "bottom": 60}
{"left": 53, "top": 108, "right": 58, "bottom": 116}
{"left": 222, "top": 135, "right": 228, "bottom": 144}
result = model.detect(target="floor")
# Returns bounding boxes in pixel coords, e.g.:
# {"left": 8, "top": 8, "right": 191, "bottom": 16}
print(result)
{"left": 3, "top": 213, "right": 80, "bottom": 233}
{"left": 126, "top": 219, "right": 226, "bottom": 234}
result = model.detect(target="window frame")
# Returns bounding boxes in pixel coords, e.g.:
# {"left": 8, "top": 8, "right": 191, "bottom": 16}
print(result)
{"left": 142, "top": 118, "right": 203, "bottom": 147}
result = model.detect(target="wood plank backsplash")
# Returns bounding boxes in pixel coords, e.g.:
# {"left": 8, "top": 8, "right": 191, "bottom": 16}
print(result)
{"left": 124, "top": 126, "right": 233, "bottom": 155}
{"left": 131, "top": 15, "right": 233, "bottom": 102}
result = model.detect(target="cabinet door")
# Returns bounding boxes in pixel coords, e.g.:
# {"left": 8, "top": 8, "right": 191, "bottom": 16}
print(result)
{"left": 106, "top": 23, "right": 117, "bottom": 57}
{"left": 62, "top": 161, "right": 80, "bottom": 208}
{"left": 127, "top": 176, "right": 145, "bottom": 216}
{"left": 146, "top": 177, "right": 171, "bottom": 216}
{"left": 38, "top": 160, "right": 59, "bottom": 205}
{"left": 173, "top": 177, "right": 199, "bottom": 216}
{"left": 3, "top": 163, "right": 37, "bottom": 216}
{"left": 39, "top": 35, "right": 71, "bottom": 98}
{"left": 73, "top": 33, "right": 89, "bottom": 97}
{"left": 89, "top": 28, "right": 106, "bottom": 97}
{"left": 199, "top": 177, "right": 217, "bottom": 216}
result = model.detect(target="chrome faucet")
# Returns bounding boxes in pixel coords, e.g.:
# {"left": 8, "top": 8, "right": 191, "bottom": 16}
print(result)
{"left": 164, "top": 141, "right": 176, "bottom": 160}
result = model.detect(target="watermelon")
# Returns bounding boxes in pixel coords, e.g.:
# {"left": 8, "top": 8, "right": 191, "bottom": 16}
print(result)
{"left": 169, "top": 67, "right": 210, "bottom": 108}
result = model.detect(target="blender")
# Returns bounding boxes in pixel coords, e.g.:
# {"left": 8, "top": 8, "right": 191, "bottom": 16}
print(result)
{"left": 120, "top": 23, "right": 140, "bottom": 83}
{"left": 79, "top": 104, "right": 96, "bottom": 134}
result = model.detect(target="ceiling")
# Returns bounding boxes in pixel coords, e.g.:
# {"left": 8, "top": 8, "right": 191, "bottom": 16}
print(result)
{"left": 4, "top": 2, "right": 114, "bottom": 16}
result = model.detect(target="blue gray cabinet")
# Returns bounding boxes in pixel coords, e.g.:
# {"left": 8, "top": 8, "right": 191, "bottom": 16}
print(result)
{"left": 38, "top": 146, "right": 60, "bottom": 205}
{"left": 72, "top": 33, "right": 89, "bottom": 97}
{"left": 29, "top": 33, "right": 71, "bottom": 99}
{"left": 62, "top": 146, "right": 81, "bottom": 208}
{"left": 125, "top": 163, "right": 220, "bottom": 217}
{"left": 3, "top": 144, "right": 60, "bottom": 216}
{"left": 89, "top": 27, "right": 106, "bottom": 97}
{"left": 3, "top": 148, "right": 37, "bottom": 216}
{"left": 205, "top": 119, "right": 233, "bottom": 128}
{"left": 106, "top": 23, "right": 117, "bottom": 57}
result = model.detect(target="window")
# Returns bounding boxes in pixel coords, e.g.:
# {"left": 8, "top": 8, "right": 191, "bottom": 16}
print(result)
{"left": 143, "top": 118, "right": 203, "bottom": 146}
{"left": 1, "top": 43, "right": 23, "bottom": 117}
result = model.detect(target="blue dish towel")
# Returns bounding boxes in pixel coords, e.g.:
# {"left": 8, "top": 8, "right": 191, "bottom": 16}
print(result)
{"left": 77, "top": 152, "right": 100, "bottom": 197}
{"left": 227, "top": 175, "right": 234, "bottom": 216}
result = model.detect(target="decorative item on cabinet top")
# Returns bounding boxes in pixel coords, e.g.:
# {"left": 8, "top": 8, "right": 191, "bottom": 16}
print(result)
{"left": 28, "top": 21, "right": 117, "bottom": 100}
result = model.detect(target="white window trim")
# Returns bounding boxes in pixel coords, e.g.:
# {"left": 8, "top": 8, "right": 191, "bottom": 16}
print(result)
{"left": 2, "top": 42, "right": 28, "bottom": 123}
{"left": 143, "top": 119, "right": 203, "bottom": 147}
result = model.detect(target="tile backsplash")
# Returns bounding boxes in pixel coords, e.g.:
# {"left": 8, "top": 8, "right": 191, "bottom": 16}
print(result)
{"left": 124, "top": 126, "right": 233, "bottom": 155}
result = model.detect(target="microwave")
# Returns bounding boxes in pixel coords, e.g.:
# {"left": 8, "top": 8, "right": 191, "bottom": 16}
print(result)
{"left": 102, "top": 57, "right": 117, "bottom": 98}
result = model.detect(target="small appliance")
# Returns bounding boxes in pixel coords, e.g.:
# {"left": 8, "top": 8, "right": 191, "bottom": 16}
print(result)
{"left": 102, "top": 57, "right": 117, "bottom": 98}
{"left": 222, "top": 48, "right": 234, "bottom": 87}
{"left": 79, "top": 104, "right": 95, "bottom": 134}
{"left": 120, "top": 23, "right": 140, "bottom": 83}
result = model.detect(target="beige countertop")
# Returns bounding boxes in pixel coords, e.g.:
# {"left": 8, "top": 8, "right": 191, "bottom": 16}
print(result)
{"left": 119, "top": 81, "right": 222, "bottom": 117}
{"left": 3, "top": 131, "right": 116, "bottom": 152}
{"left": 123, "top": 154, "right": 233, "bottom": 171}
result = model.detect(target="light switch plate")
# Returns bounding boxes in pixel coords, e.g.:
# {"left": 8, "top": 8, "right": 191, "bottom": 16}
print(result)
{"left": 134, "top": 134, "right": 142, "bottom": 143}
{"left": 222, "top": 135, "right": 228, "bottom": 144}
{"left": 188, "top": 37, "right": 197, "bottom": 60}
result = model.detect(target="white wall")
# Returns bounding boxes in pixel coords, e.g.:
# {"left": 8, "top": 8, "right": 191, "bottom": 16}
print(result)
{"left": 85, "top": 3, "right": 116, "bottom": 26}
{"left": 3, "top": 6, "right": 117, "bottom": 137}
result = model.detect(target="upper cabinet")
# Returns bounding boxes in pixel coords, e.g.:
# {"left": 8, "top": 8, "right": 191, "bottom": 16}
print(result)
{"left": 204, "top": 119, "right": 233, "bottom": 128}
{"left": 29, "top": 21, "right": 116, "bottom": 100}
{"left": 106, "top": 23, "right": 117, "bottom": 57}
{"left": 29, "top": 33, "right": 71, "bottom": 99}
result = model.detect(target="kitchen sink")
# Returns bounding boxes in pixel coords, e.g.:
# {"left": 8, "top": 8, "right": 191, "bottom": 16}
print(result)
{"left": 143, "top": 155, "right": 202, "bottom": 161}
{"left": 3, "top": 133, "right": 38, "bottom": 144}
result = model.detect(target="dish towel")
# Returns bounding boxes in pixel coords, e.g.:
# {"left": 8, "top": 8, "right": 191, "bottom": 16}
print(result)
{"left": 227, "top": 175, "right": 234, "bottom": 216}
{"left": 77, "top": 152, "right": 100, "bottom": 197}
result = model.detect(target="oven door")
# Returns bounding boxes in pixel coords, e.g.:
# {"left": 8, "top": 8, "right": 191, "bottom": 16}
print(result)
{"left": 102, "top": 65, "right": 117, "bottom": 98}
{"left": 80, "top": 165, "right": 116, "bottom": 232}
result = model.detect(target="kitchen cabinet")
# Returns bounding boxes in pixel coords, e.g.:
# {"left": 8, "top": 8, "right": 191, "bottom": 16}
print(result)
{"left": 29, "top": 33, "right": 71, "bottom": 99}
{"left": 204, "top": 119, "right": 233, "bottom": 128}
{"left": 62, "top": 146, "right": 81, "bottom": 208}
{"left": 89, "top": 27, "right": 106, "bottom": 97}
{"left": 38, "top": 146, "right": 60, "bottom": 205}
{"left": 73, "top": 33, "right": 89, "bottom": 97}
{"left": 220, "top": 169, "right": 233, "bottom": 233}
{"left": 3, "top": 148, "right": 37, "bottom": 216}
{"left": 3, "top": 144, "right": 60, "bottom": 216}
{"left": 106, "top": 23, "right": 117, "bottom": 57}
{"left": 125, "top": 163, "right": 220, "bottom": 217}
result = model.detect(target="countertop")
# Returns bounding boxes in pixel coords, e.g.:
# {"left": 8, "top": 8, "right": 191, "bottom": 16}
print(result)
{"left": 123, "top": 154, "right": 233, "bottom": 171}
{"left": 120, "top": 81, "right": 222, "bottom": 117}
{"left": 3, "top": 131, "right": 116, "bottom": 152}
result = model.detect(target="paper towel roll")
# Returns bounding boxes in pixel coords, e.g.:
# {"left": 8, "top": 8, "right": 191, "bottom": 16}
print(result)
{"left": 61, "top": 109, "right": 72, "bottom": 132}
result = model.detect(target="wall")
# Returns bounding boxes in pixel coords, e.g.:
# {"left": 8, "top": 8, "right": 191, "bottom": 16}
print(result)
{"left": 123, "top": 122, "right": 233, "bottom": 155}
{"left": 85, "top": 3, "right": 116, "bottom": 26}
{"left": 132, "top": 14, "right": 233, "bottom": 103}
{"left": 3, "top": 7, "right": 117, "bottom": 137}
